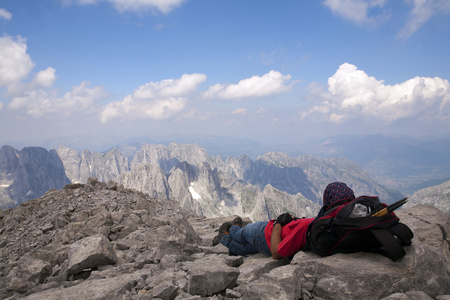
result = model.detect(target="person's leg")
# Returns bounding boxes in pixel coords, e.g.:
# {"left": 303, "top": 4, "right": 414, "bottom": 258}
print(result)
{"left": 229, "top": 221, "right": 271, "bottom": 256}
{"left": 220, "top": 233, "right": 260, "bottom": 255}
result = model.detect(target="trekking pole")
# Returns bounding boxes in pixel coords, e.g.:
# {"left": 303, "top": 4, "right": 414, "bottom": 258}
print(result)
{"left": 371, "top": 198, "right": 408, "bottom": 217}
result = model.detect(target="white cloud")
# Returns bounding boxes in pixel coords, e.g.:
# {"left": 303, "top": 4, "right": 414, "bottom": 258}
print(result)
{"left": 62, "top": 0, "right": 185, "bottom": 13}
{"left": 6, "top": 67, "right": 58, "bottom": 96}
{"left": 133, "top": 73, "right": 206, "bottom": 99}
{"left": 0, "top": 33, "right": 100, "bottom": 119}
{"left": 323, "top": 0, "right": 388, "bottom": 26}
{"left": 323, "top": 0, "right": 450, "bottom": 38}
{"left": 0, "top": 36, "right": 35, "bottom": 88}
{"left": 110, "top": 0, "right": 185, "bottom": 13}
{"left": 232, "top": 108, "right": 247, "bottom": 115}
{"left": 9, "top": 81, "right": 107, "bottom": 117}
{"left": 0, "top": 8, "right": 12, "bottom": 20}
{"left": 302, "top": 63, "right": 450, "bottom": 123}
{"left": 182, "top": 108, "right": 213, "bottom": 120}
{"left": 0, "top": 36, "right": 58, "bottom": 96}
{"left": 33, "top": 67, "right": 57, "bottom": 88}
{"left": 203, "top": 70, "right": 293, "bottom": 100}
{"left": 398, "top": 0, "right": 450, "bottom": 39}
{"left": 100, "top": 73, "right": 206, "bottom": 123}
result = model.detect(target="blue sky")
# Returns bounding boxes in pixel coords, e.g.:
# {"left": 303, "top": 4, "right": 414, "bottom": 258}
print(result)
{"left": 0, "top": 0, "right": 449, "bottom": 149}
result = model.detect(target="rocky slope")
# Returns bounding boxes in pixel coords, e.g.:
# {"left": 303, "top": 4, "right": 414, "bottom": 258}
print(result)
{"left": 0, "top": 179, "right": 449, "bottom": 299}
{"left": 0, "top": 146, "right": 70, "bottom": 209}
{"left": 405, "top": 179, "right": 450, "bottom": 213}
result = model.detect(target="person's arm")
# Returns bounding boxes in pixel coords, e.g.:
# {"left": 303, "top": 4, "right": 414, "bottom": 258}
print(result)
{"left": 270, "top": 223, "right": 284, "bottom": 259}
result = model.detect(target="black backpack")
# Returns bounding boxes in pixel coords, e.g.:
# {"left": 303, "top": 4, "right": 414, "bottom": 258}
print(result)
{"left": 305, "top": 196, "right": 414, "bottom": 261}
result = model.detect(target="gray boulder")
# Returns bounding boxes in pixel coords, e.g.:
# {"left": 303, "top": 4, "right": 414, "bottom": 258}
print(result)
{"left": 17, "top": 255, "right": 52, "bottom": 285}
{"left": 5, "top": 255, "right": 52, "bottom": 294}
{"left": 236, "top": 254, "right": 289, "bottom": 285}
{"left": 20, "top": 271, "right": 147, "bottom": 300}
{"left": 380, "top": 291, "right": 435, "bottom": 300}
{"left": 67, "top": 234, "right": 118, "bottom": 275}
{"left": 235, "top": 264, "right": 303, "bottom": 300}
{"left": 183, "top": 260, "right": 240, "bottom": 296}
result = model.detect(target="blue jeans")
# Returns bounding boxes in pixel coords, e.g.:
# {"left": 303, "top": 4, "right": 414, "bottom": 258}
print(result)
{"left": 220, "top": 221, "right": 271, "bottom": 256}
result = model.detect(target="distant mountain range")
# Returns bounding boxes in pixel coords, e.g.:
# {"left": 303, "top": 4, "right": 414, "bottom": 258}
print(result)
{"left": 0, "top": 143, "right": 401, "bottom": 219}
{"left": 2, "top": 137, "right": 449, "bottom": 216}
{"left": 8, "top": 133, "right": 450, "bottom": 195}
{"left": 32, "top": 133, "right": 450, "bottom": 194}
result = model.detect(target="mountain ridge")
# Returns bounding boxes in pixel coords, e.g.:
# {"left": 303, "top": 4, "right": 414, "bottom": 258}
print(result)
{"left": 0, "top": 146, "right": 71, "bottom": 208}
{"left": 2, "top": 141, "right": 448, "bottom": 217}
{"left": 57, "top": 143, "right": 407, "bottom": 219}
{"left": 4, "top": 133, "right": 450, "bottom": 194}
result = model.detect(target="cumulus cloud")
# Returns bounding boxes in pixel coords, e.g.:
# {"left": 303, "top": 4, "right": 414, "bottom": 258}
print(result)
{"left": 100, "top": 73, "right": 206, "bottom": 123}
{"left": 0, "top": 34, "right": 101, "bottom": 118}
{"left": 0, "top": 36, "right": 58, "bottom": 96}
{"left": 9, "top": 81, "right": 107, "bottom": 117}
{"left": 302, "top": 63, "right": 450, "bottom": 123}
{"left": 0, "top": 36, "right": 35, "bottom": 88}
{"left": 32, "top": 67, "right": 57, "bottom": 88}
{"left": 203, "top": 70, "right": 294, "bottom": 100}
{"left": 6, "top": 67, "right": 58, "bottom": 97}
{"left": 398, "top": 0, "right": 450, "bottom": 39}
{"left": 323, "top": 0, "right": 388, "bottom": 26}
{"left": 0, "top": 8, "right": 12, "bottom": 20}
{"left": 62, "top": 0, "right": 185, "bottom": 13}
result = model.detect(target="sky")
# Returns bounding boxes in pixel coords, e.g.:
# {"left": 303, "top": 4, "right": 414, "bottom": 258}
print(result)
{"left": 0, "top": 0, "right": 449, "bottom": 150}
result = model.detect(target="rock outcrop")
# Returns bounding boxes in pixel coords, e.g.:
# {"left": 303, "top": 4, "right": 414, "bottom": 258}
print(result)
{"left": 0, "top": 146, "right": 71, "bottom": 209}
{"left": 57, "top": 146, "right": 130, "bottom": 183}
{"left": 0, "top": 179, "right": 449, "bottom": 299}
{"left": 405, "top": 179, "right": 450, "bottom": 213}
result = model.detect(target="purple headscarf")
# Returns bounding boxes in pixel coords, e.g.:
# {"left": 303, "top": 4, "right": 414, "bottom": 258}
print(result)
{"left": 323, "top": 182, "right": 355, "bottom": 207}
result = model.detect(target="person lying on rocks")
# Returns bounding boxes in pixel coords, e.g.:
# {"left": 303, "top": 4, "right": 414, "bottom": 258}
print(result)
{"left": 212, "top": 181, "right": 356, "bottom": 259}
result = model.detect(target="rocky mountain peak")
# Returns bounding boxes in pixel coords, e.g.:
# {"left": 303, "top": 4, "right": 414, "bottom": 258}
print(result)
{"left": 0, "top": 145, "right": 19, "bottom": 175}
{"left": 0, "top": 146, "right": 70, "bottom": 209}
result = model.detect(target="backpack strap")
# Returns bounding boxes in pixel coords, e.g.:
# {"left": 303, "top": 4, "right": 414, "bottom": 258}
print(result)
{"left": 370, "top": 223, "right": 414, "bottom": 261}
{"left": 370, "top": 229, "right": 405, "bottom": 261}
{"left": 390, "top": 223, "right": 414, "bottom": 246}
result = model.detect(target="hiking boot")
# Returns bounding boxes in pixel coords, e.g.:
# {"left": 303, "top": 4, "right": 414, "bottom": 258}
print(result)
{"left": 232, "top": 216, "right": 243, "bottom": 227}
{"left": 212, "top": 222, "right": 232, "bottom": 246}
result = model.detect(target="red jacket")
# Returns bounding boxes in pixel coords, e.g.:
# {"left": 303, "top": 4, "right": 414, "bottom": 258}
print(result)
{"left": 264, "top": 218, "right": 315, "bottom": 258}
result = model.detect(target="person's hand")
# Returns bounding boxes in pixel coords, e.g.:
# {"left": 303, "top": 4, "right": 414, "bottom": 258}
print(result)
{"left": 275, "top": 212, "right": 294, "bottom": 227}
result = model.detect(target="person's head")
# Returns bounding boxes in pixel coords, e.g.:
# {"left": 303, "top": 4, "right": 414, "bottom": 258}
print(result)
{"left": 323, "top": 182, "right": 355, "bottom": 208}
